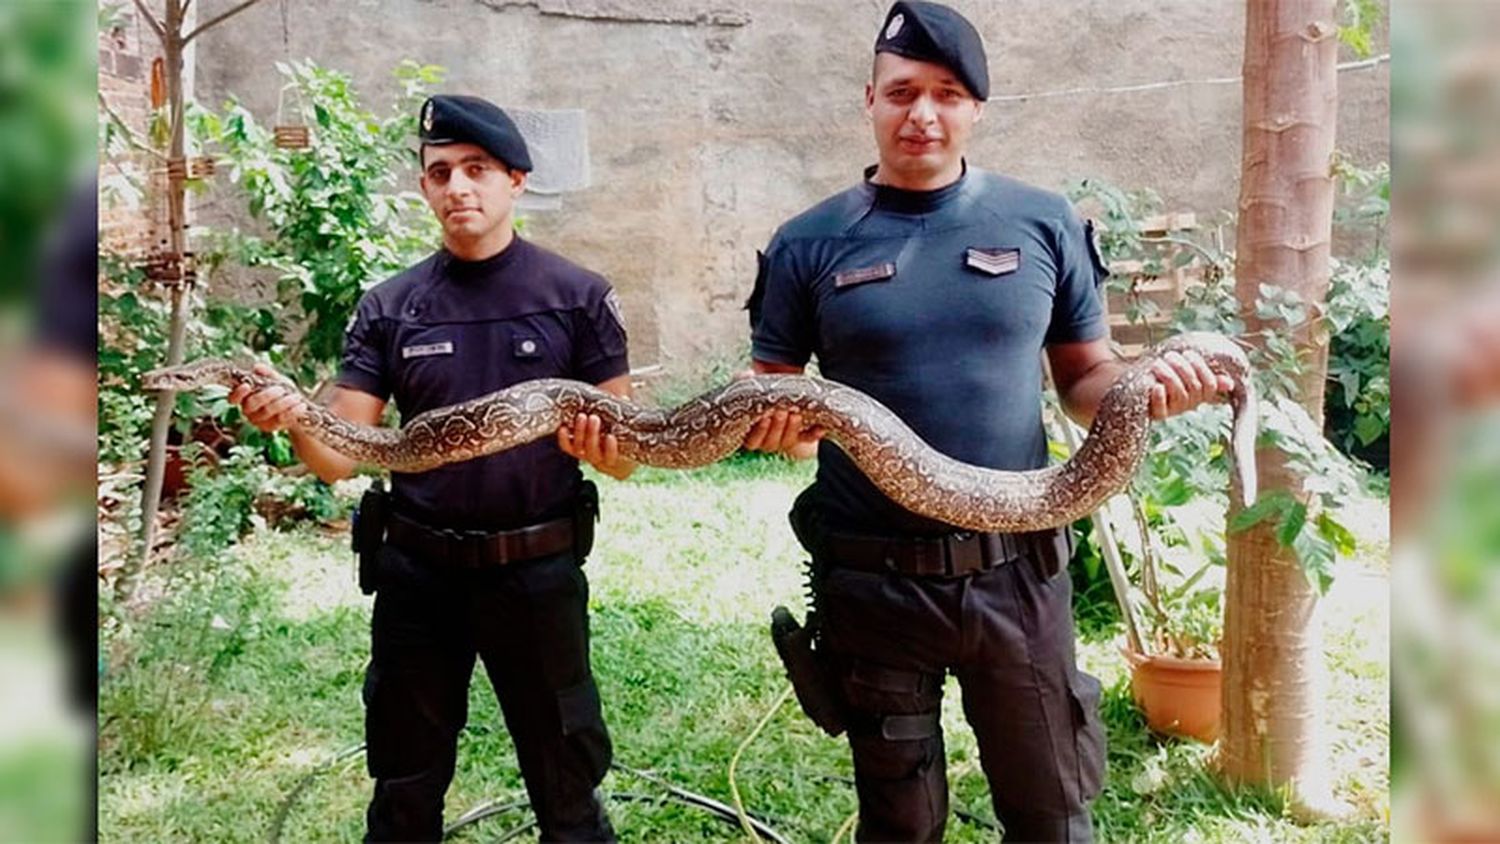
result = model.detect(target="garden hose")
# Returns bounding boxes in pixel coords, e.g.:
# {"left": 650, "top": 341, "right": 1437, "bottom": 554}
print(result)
{"left": 831, "top": 809, "right": 858, "bottom": 844}
{"left": 265, "top": 741, "right": 793, "bottom": 843}
{"left": 609, "top": 761, "right": 793, "bottom": 844}
{"left": 262, "top": 687, "right": 997, "bottom": 843}
{"left": 727, "top": 683, "right": 795, "bottom": 842}
{"left": 267, "top": 741, "right": 368, "bottom": 844}
{"left": 459, "top": 792, "right": 784, "bottom": 844}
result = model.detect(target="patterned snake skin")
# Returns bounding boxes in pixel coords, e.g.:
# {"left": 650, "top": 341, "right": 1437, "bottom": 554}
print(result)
{"left": 143, "top": 331, "right": 1257, "bottom": 532}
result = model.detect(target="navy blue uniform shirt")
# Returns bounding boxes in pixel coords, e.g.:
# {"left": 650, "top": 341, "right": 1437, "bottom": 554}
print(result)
{"left": 751, "top": 166, "right": 1107, "bottom": 535}
{"left": 338, "top": 237, "right": 629, "bottom": 530}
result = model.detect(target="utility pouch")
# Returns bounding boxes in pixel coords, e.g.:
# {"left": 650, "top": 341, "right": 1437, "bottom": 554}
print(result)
{"left": 573, "top": 479, "right": 599, "bottom": 561}
{"left": 352, "top": 478, "right": 388, "bottom": 595}
{"left": 770, "top": 606, "right": 846, "bottom": 737}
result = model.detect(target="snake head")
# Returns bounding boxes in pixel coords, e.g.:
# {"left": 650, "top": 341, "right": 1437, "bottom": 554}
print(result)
{"left": 141, "top": 365, "right": 189, "bottom": 392}
{"left": 140, "top": 360, "right": 237, "bottom": 392}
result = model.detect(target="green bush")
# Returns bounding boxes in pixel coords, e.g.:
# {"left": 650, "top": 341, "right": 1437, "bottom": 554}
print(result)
{"left": 1063, "top": 172, "right": 1382, "bottom": 641}
{"left": 98, "top": 59, "right": 440, "bottom": 557}
{"left": 1325, "top": 259, "right": 1390, "bottom": 468}
{"left": 190, "top": 59, "right": 443, "bottom": 383}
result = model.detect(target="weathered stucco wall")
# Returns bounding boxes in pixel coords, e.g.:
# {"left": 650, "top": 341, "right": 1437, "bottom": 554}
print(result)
{"left": 194, "top": 0, "right": 1389, "bottom": 373}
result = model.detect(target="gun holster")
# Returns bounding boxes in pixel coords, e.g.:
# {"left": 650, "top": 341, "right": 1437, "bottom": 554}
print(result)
{"left": 771, "top": 606, "right": 846, "bottom": 737}
{"left": 788, "top": 485, "right": 825, "bottom": 559}
{"left": 573, "top": 479, "right": 599, "bottom": 561}
{"left": 774, "top": 486, "right": 846, "bottom": 736}
{"left": 351, "top": 478, "right": 389, "bottom": 595}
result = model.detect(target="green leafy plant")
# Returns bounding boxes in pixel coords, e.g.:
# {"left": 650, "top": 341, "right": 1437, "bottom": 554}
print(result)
{"left": 1324, "top": 258, "right": 1390, "bottom": 460}
{"left": 1325, "top": 156, "right": 1391, "bottom": 464}
{"left": 1063, "top": 174, "right": 1384, "bottom": 655}
{"left": 1121, "top": 405, "right": 1234, "bottom": 659}
{"left": 176, "top": 445, "right": 272, "bottom": 560}
{"left": 99, "top": 59, "right": 443, "bottom": 561}
{"left": 98, "top": 256, "right": 268, "bottom": 466}
{"left": 1338, "top": 0, "right": 1385, "bottom": 59}
{"left": 189, "top": 59, "right": 443, "bottom": 384}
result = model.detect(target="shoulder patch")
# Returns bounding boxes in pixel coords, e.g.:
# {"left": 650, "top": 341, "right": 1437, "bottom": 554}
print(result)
{"left": 604, "top": 289, "right": 626, "bottom": 328}
{"left": 1084, "top": 219, "right": 1112, "bottom": 282}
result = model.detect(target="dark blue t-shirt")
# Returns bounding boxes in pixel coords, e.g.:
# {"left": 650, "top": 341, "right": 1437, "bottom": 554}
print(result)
{"left": 338, "top": 236, "right": 629, "bottom": 530}
{"left": 751, "top": 166, "right": 1107, "bottom": 535}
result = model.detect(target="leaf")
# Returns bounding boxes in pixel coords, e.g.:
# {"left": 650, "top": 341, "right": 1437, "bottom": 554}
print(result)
{"left": 1164, "top": 559, "right": 1216, "bottom": 602}
{"left": 1354, "top": 413, "right": 1385, "bottom": 446}
{"left": 1229, "top": 490, "right": 1293, "bottom": 532}
{"left": 1290, "top": 529, "right": 1336, "bottom": 593}
{"left": 1154, "top": 474, "right": 1192, "bottom": 507}
{"left": 1277, "top": 502, "right": 1308, "bottom": 548}
{"left": 1316, "top": 511, "right": 1358, "bottom": 557}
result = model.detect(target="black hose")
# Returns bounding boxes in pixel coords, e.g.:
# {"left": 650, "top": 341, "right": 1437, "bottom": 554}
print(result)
{"left": 442, "top": 787, "right": 793, "bottom": 843}
{"left": 267, "top": 742, "right": 368, "bottom": 844}
{"left": 268, "top": 746, "right": 794, "bottom": 844}
{"left": 610, "top": 762, "right": 794, "bottom": 844}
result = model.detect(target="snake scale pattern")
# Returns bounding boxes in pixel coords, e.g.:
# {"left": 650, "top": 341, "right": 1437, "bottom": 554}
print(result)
{"left": 143, "top": 332, "right": 1257, "bottom": 533}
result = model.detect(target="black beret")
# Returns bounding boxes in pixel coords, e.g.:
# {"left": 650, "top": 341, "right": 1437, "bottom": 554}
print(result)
{"left": 419, "top": 94, "right": 533, "bottom": 173}
{"left": 874, "top": 1, "right": 989, "bottom": 101}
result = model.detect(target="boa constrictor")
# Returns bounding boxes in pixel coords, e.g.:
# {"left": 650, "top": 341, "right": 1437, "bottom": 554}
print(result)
{"left": 143, "top": 332, "right": 1257, "bottom": 532}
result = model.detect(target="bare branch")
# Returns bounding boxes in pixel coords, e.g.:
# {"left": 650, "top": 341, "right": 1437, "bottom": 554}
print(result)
{"left": 183, "top": 0, "right": 267, "bottom": 44}
{"left": 131, "top": 0, "right": 166, "bottom": 40}
{"left": 98, "top": 91, "right": 170, "bottom": 162}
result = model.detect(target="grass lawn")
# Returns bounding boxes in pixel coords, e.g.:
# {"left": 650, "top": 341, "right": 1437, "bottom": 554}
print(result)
{"left": 98, "top": 455, "right": 1389, "bottom": 842}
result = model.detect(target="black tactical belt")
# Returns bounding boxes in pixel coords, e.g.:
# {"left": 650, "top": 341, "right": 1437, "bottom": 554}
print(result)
{"left": 824, "top": 528, "right": 1056, "bottom": 579}
{"left": 387, "top": 511, "right": 575, "bottom": 569}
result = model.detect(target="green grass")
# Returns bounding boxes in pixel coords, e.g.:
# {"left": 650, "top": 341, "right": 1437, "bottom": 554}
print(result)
{"left": 99, "top": 453, "right": 1389, "bottom": 842}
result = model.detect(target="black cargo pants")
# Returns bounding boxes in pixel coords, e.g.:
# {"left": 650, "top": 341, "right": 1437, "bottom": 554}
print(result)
{"left": 816, "top": 542, "right": 1107, "bottom": 843}
{"left": 362, "top": 541, "right": 614, "bottom": 842}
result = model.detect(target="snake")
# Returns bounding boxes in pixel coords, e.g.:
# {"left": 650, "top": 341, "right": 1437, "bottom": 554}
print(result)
{"left": 142, "top": 331, "right": 1257, "bottom": 533}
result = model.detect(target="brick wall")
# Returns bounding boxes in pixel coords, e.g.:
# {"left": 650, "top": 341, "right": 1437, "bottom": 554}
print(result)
{"left": 97, "top": 6, "right": 165, "bottom": 259}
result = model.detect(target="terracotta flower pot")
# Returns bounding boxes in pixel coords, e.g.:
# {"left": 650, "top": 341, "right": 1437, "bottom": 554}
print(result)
{"left": 1122, "top": 646, "right": 1222, "bottom": 742}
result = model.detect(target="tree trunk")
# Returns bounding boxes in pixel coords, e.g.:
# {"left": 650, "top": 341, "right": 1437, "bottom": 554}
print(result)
{"left": 138, "top": 0, "right": 189, "bottom": 558}
{"left": 1220, "top": 0, "right": 1342, "bottom": 814}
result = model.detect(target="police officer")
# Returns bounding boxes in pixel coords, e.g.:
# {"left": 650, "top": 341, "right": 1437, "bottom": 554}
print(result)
{"left": 229, "top": 94, "right": 631, "bottom": 842}
{"left": 744, "top": 3, "right": 1230, "bottom": 841}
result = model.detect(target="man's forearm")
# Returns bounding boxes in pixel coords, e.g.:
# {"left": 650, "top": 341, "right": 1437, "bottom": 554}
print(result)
{"left": 1058, "top": 359, "right": 1129, "bottom": 428}
{"left": 289, "top": 426, "right": 360, "bottom": 483}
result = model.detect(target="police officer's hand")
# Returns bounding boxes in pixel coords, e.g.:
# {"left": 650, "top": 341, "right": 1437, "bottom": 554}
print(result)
{"left": 1148, "top": 349, "right": 1235, "bottom": 420}
{"left": 744, "top": 409, "right": 825, "bottom": 459}
{"left": 227, "top": 364, "right": 307, "bottom": 433}
{"left": 558, "top": 413, "right": 635, "bottom": 480}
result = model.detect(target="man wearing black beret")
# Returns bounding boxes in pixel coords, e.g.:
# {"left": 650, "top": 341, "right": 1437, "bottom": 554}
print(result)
{"left": 745, "top": 2, "right": 1228, "bottom": 841}
{"left": 230, "top": 93, "right": 632, "bottom": 841}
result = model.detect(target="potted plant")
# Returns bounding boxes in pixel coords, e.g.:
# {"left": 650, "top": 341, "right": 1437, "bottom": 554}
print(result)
{"left": 1121, "top": 514, "right": 1225, "bottom": 742}
{"left": 1114, "top": 407, "right": 1234, "bottom": 743}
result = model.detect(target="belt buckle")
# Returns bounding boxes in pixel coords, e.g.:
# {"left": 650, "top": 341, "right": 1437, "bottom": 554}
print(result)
{"left": 441, "top": 527, "right": 484, "bottom": 569}
{"left": 943, "top": 531, "right": 982, "bottom": 578}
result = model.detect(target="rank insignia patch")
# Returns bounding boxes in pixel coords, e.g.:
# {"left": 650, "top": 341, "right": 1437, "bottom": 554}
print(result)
{"left": 965, "top": 247, "right": 1021, "bottom": 276}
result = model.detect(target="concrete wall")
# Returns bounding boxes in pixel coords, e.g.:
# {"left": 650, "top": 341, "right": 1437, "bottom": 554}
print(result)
{"left": 194, "top": 0, "right": 1389, "bottom": 372}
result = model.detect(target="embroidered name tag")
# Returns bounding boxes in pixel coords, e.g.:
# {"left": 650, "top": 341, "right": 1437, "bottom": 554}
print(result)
{"left": 401, "top": 341, "right": 454, "bottom": 359}
{"left": 965, "top": 247, "right": 1021, "bottom": 276}
{"left": 834, "top": 262, "right": 897, "bottom": 289}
